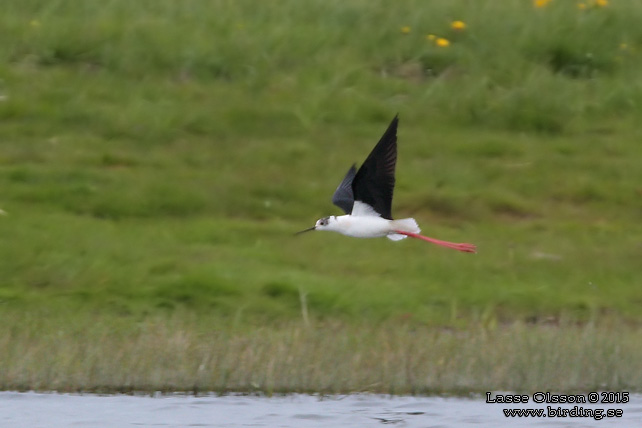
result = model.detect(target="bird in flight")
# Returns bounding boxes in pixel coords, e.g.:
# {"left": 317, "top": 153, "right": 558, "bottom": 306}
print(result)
{"left": 297, "top": 116, "right": 476, "bottom": 253}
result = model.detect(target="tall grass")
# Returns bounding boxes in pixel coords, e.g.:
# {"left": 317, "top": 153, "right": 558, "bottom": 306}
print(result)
{"left": 1, "top": 312, "right": 640, "bottom": 394}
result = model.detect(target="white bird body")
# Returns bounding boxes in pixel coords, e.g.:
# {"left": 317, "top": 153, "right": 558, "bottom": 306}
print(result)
{"left": 316, "top": 214, "right": 420, "bottom": 240}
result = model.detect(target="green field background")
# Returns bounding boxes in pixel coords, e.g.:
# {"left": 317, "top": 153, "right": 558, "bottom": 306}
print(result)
{"left": 1, "top": 0, "right": 641, "bottom": 393}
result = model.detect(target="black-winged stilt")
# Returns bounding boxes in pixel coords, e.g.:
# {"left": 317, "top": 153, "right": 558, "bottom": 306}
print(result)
{"left": 297, "top": 116, "right": 476, "bottom": 253}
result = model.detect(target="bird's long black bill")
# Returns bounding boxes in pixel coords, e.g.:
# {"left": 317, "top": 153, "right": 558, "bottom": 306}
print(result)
{"left": 295, "top": 226, "right": 316, "bottom": 235}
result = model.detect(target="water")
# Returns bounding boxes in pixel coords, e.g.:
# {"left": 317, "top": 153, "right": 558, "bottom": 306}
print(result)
{"left": 1, "top": 391, "right": 640, "bottom": 428}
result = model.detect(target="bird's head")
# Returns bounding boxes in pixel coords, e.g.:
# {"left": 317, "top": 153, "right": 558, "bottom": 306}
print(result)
{"left": 314, "top": 216, "right": 338, "bottom": 231}
{"left": 296, "top": 216, "right": 338, "bottom": 234}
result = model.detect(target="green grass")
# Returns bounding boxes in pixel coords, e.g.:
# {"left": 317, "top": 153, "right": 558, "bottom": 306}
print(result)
{"left": 1, "top": 0, "right": 642, "bottom": 393}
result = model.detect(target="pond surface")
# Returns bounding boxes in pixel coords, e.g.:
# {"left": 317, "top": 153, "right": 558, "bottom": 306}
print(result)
{"left": 1, "top": 391, "right": 640, "bottom": 427}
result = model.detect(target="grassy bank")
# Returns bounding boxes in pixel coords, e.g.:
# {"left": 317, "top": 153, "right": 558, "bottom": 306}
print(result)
{"left": 1, "top": 0, "right": 642, "bottom": 393}
{"left": 1, "top": 0, "right": 641, "bottom": 325}
{"left": 2, "top": 313, "right": 641, "bottom": 395}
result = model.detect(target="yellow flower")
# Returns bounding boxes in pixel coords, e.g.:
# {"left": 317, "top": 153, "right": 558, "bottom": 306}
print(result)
{"left": 451, "top": 20, "right": 466, "bottom": 31}
{"left": 534, "top": 0, "right": 552, "bottom": 7}
{"left": 426, "top": 34, "right": 436, "bottom": 41}
{"left": 435, "top": 37, "right": 450, "bottom": 47}
{"left": 619, "top": 43, "right": 629, "bottom": 51}
{"left": 595, "top": 0, "right": 608, "bottom": 6}
{"left": 400, "top": 26, "right": 411, "bottom": 34}
{"left": 577, "top": 2, "right": 586, "bottom": 9}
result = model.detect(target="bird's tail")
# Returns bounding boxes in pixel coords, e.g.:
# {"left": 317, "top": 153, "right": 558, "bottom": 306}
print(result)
{"left": 387, "top": 218, "right": 421, "bottom": 241}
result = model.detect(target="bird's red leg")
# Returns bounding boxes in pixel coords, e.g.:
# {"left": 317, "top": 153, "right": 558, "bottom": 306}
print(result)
{"left": 393, "top": 230, "right": 477, "bottom": 253}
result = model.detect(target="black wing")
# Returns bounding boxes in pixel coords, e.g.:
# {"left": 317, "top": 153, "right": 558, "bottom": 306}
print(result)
{"left": 331, "top": 164, "right": 357, "bottom": 214}
{"left": 352, "top": 115, "right": 398, "bottom": 219}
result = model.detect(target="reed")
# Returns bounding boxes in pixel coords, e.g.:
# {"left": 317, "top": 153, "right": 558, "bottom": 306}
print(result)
{"left": 1, "top": 313, "right": 640, "bottom": 395}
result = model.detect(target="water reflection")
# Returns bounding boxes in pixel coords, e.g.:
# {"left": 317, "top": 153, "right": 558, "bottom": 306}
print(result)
{"left": 0, "top": 391, "right": 639, "bottom": 427}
